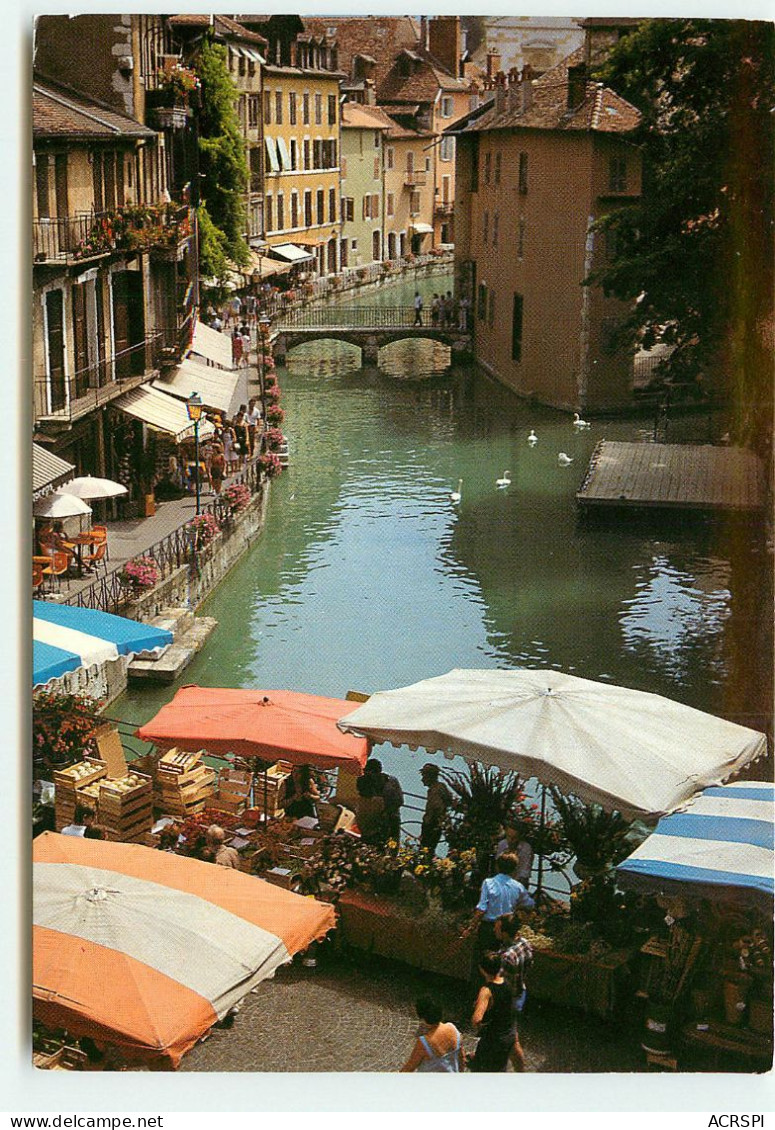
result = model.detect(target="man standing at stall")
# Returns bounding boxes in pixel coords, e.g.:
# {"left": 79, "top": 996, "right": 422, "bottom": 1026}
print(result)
{"left": 419, "top": 763, "right": 452, "bottom": 855}
{"left": 363, "top": 758, "right": 404, "bottom": 843}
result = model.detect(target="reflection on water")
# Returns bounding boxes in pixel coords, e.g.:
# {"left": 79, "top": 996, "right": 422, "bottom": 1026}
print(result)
{"left": 116, "top": 270, "right": 764, "bottom": 804}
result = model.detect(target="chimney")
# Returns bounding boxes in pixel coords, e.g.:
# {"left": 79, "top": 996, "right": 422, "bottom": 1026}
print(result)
{"left": 486, "top": 50, "right": 501, "bottom": 79}
{"left": 428, "top": 15, "right": 462, "bottom": 78}
{"left": 521, "top": 64, "right": 534, "bottom": 111}
{"left": 567, "top": 62, "right": 587, "bottom": 111}
{"left": 507, "top": 68, "right": 520, "bottom": 112}
{"left": 419, "top": 16, "right": 429, "bottom": 53}
{"left": 494, "top": 72, "right": 506, "bottom": 115}
{"left": 364, "top": 78, "right": 376, "bottom": 107}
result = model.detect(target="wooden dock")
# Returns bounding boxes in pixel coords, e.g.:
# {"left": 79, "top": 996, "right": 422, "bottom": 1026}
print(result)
{"left": 576, "top": 441, "right": 765, "bottom": 512}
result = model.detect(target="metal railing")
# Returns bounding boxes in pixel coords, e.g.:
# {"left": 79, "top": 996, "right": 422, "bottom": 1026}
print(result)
{"left": 275, "top": 306, "right": 424, "bottom": 330}
{"left": 404, "top": 172, "right": 427, "bottom": 187}
{"left": 33, "top": 204, "right": 192, "bottom": 265}
{"left": 34, "top": 335, "right": 163, "bottom": 424}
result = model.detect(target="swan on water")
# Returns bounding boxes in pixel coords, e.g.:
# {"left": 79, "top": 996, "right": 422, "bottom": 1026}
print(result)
{"left": 573, "top": 413, "right": 591, "bottom": 429}
{"left": 558, "top": 453, "right": 574, "bottom": 466}
{"left": 496, "top": 471, "right": 511, "bottom": 489}
{"left": 450, "top": 479, "right": 463, "bottom": 502}
{"left": 527, "top": 430, "right": 538, "bottom": 445}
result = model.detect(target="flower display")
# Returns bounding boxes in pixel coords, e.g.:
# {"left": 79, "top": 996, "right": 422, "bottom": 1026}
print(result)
{"left": 264, "top": 385, "right": 281, "bottom": 405}
{"left": 265, "top": 405, "right": 285, "bottom": 426}
{"left": 120, "top": 555, "right": 161, "bottom": 592}
{"left": 264, "top": 427, "right": 285, "bottom": 453}
{"left": 190, "top": 511, "right": 220, "bottom": 546}
{"left": 158, "top": 63, "right": 200, "bottom": 100}
{"left": 258, "top": 452, "right": 283, "bottom": 479}
{"left": 33, "top": 691, "right": 103, "bottom": 772}
{"left": 223, "top": 481, "right": 252, "bottom": 513}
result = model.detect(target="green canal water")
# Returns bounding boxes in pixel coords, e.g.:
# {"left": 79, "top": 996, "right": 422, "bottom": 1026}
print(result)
{"left": 116, "top": 271, "right": 765, "bottom": 813}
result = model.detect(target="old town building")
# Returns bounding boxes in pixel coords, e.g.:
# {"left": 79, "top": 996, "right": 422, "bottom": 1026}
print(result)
{"left": 450, "top": 52, "right": 642, "bottom": 412}
{"left": 339, "top": 103, "right": 393, "bottom": 268}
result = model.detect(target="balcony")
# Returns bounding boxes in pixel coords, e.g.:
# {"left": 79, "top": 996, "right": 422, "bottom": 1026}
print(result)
{"left": 34, "top": 335, "right": 161, "bottom": 427}
{"left": 435, "top": 200, "right": 454, "bottom": 215}
{"left": 404, "top": 172, "right": 427, "bottom": 188}
{"left": 33, "top": 204, "right": 193, "bottom": 266}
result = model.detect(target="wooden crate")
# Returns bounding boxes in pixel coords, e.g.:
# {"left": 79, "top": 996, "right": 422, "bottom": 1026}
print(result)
{"left": 53, "top": 760, "right": 108, "bottom": 831}
{"left": 155, "top": 761, "right": 217, "bottom": 817}
{"left": 97, "top": 771, "right": 153, "bottom": 841}
{"left": 157, "top": 748, "right": 206, "bottom": 777}
{"left": 252, "top": 762, "right": 291, "bottom": 816}
{"left": 210, "top": 767, "right": 252, "bottom": 816}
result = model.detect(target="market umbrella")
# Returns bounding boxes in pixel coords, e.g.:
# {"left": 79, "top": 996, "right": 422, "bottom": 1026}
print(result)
{"left": 33, "top": 832, "right": 336, "bottom": 1067}
{"left": 33, "top": 490, "right": 93, "bottom": 519}
{"left": 33, "top": 600, "right": 173, "bottom": 687}
{"left": 65, "top": 475, "right": 128, "bottom": 500}
{"left": 136, "top": 685, "right": 370, "bottom": 772}
{"left": 616, "top": 780, "right": 774, "bottom": 909}
{"left": 337, "top": 669, "right": 767, "bottom": 821}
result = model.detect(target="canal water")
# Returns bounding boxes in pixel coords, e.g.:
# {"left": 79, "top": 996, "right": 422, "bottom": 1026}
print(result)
{"left": 116, "top": 270, "right": 765, "bottom": 823}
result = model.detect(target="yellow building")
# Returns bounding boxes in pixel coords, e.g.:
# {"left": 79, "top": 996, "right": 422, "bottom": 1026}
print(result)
{"left": 382, "top": 121, "right": 435, "bottom": 261}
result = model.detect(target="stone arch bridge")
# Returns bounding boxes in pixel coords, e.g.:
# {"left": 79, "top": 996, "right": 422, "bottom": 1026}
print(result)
{"left": 271, "top": 306, "right": 473, "bottom": 367}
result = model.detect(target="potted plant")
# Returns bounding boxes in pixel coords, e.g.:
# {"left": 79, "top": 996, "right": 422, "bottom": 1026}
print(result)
{"left": 266, "top": 405, "right": 285, "bottom": 427}
{"left": 264, "top": 426, "right": 285, "bottom": 453}
{"left": 119, "top": 555, "right": 161, "bottom": 594}
{"left": 33, "top": 691, "right": 102, "bottom": 774}
{"left": 549, "top": 789, "right": 633, "bottom": 877}
{"left": 442, "top": 763, "right": 525, "bottom": 878}
{"left": 223, "top": 481, "right": 252, "bottom": 514}
{"left": 189, "top": 512, "right": 220, "bottom": 549}
{"left": 258, "top": 452, "right": 283, "bottom": 479}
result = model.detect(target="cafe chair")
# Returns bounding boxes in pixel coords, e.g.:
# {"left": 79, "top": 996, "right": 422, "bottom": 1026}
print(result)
{"left": 32, "top": 561, "right": 44, "bottom": 592}
{"left": 41, "top": 550, "right": 70, "bottom": 592}
{"left": 90, "top": 525, "right": 109, "bottom": 560}
{"left": 84, "top": 540, "right": 108, "bottom": 574}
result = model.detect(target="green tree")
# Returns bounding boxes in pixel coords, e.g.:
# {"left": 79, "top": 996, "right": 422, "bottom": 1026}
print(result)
{"left": 589, "top": 19, "right": 774, "bottom": 454}
{"left": 194, "top": 37, "right": 249, "bottom": 270}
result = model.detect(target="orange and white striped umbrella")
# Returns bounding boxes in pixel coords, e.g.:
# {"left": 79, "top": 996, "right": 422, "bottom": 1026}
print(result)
{"left": 33, "top": 832, "right": 335, "bottom": 1068}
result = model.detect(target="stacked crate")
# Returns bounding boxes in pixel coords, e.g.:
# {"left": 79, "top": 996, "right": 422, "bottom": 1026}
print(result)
{"left": 154, "top": 748, "right": 216, "bottom": 817}
{"left": 97, "top": 770, "right": 154, "bottom": 842}
{"left": 210, "top": 767, "right": 253, "bottom": 816}
{"left": 252, "top": 760, "right": 293, "bottom": 819}
{"left": 53, "top": 759, "right": 107, "bottom": 832}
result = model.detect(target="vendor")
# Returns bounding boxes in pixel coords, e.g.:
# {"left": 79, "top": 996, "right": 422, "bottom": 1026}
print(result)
{"left": 205, "top": 825, "right": 241, "bottom": 869}
{"left": 284, "top": 764, "right": 320, "bottom": 820}
{"left": 495, "top": 819, "right": 534, "bottom": 888}
{"left": 419, "top": 763, "right": 452, "bottom": 856}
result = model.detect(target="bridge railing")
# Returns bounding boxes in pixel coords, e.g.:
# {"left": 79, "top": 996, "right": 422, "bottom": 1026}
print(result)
{"left": 275, "top": 306, "right": 420, "bottom": 330}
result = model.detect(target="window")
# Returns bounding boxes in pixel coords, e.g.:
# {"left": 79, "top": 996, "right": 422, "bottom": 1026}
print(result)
{"left": 440, "top": 136, "right": 454, "bottom": 162}
{"left": 290, "top": 138, "right": 298, "bottom": 170}
{"left": 303, "top": 139, "right": 310, "bottom": 171}
{"left": 518, "top": 217, "right": 526, "bottom": 259}
{"left": 265, "top": 194, "right": 273, "bottom": 232}
{"left": 276, "top": 192, "right": 284, "bottom": 231}
{"left": 329, "top": 187, "right": 337, "bottom": 223}
{"left": 35, "top": 153, "right": 49, "bottom": 217}
{"left": 494, "top": 151, "right": 502, "bottom": 184}
{"left": 302, "top": 93, "right": 310, "bottom": 125}
{"left": 387, "top": 192, "right": 394, "bottom": 217}
{"left": 374, "top": 156, "right": 380, "bottom": 180}
{"left": 304, "top": 190, "right": 312, "bottom": 227}
{"left": 409, "top": 190, "right": 421, "bottom": 215}
{"left": 484, "top": 151, "right": 491, "bottom": 185}
{"left": 441, "top": 95, "right": 453, "bottom": 117}
{"left": 374, "top": 130, "right": 380, "bottom": 149}
{"left": 406, "top": 151, "right": 414, "bottom": 173}
{"left": 54, "top": 153, "right": 70, "bottom": 216}
{"left": 442, "top": 174, "right": 450, "bottom": 203}
{"left": 372, "top": 229, "right": 381, "bottom": 260}
{"left": 478, "top": 282, "right": 487, "bottom": 322}
{"left": 264, "top": 91, "right": 271, "bottom": 125}
{"left": 316, "top": 188, "right": 324, "bottom": 224}
{"left": 488, "top": 290, "right": 495, "bottom": 327}
{"left": 609, "top": 155, "right": 627, "bottom": 193}
{"left": 342, "top": 197, "right": 354, "bottom": 222}
{"left": 291, "top": 191, "right": 299, "bottom": 228}
{"left": 492, "top": 212, "right": 499, "bottom": 247}
{"left": 45, "top": 289, "right": 66, "bottom": 410}
{"left": 511, "top": 294, "right": 524, "bottom": 361}
{"left": 248, "top": 94, "right": 259, "bottom": 128}
{"left": 328, "top": 94, "right": 337, "bottom": 125}
{"left": 289, "top": 92, "right": 297, "bottom": 125}
{"left": 238, "top": 52, "right": 246, "bottom": 77}
{"left": 483, "top": 210, "right": 489, "bottom": 244}
{"left": 518, "top": 152, "right": 528, "bottom": 194}
{"left": 313, "top": 139, "right": 322, "bottom": 168}
{"left": 425, "top": 156, "right": 431, "bottom": 172}
{"left": 386, "top": 147, "right": 394, "bottom": 170}
{"left": 314, "top": 93, "right": 322, "bottom": 125}
{"left": 249, "top": 146, "right": 262, "bottom": 191}
{"left": 275, "top": 91, "right": 283, "bottom": 125}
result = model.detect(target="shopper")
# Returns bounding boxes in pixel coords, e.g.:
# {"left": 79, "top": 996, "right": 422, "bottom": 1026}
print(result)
{"left": 363, "top": 758, "right": 403, "bottom": 842}
{"left": 205, "top": 825, "right": 241, "bottom": 869}
{"left": 413, "top": 290, "right": 424, "bottom": 326}
{"left": 400, "top": 996, "right": 465, "bottom": 1072}
{"left": 495, "top": 911, "right": 532, "bottom": 1070}
{"left": 419, "top": 763, "right": 452, "bottom": 855}
{"left": 495, "top": 820, "right": 534, "bottom": 888}
{"left": 460, "top": 852, "right": 534, "bottom": 955}
{"left": 233, "top": 405, "right": 249, "bottom": 467}
{"left": 231, "top": 326, "right": 244, "bottom": 368}
{"left": 431, "top": 294, "right": 440, "bottom": 327}
{"left": 246, "top": 398, "right": 262, "bottom": 456}
{"left": 469, "top": 952, "right": 515, "bottom": 1072}
{"left": 209, "top": 443, "right": 226, "bottom": 496}
{"left": 284, "top": 764, "right": 320, "bottom": 820}
{"left": 355, "top": 773, "right": 387, "bottom": 845}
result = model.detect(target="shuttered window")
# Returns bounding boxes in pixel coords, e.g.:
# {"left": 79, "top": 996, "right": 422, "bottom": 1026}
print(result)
{"left": 45, "top": 289, "right": 66, "bottom": 411}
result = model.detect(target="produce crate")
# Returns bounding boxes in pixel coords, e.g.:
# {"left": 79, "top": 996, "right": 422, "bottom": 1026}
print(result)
{"left": 210, "top": 768, "right": 253, "bottom": 815}
{"left": 97, "top": 771, "right": 153, "bottom": 842}
{"left": 154, "top": 750, "right": 217, "bottom": 817}
{"left": 252, "top": 761, "right": 291, "bottom": 817}
{"left": 53, "top": 759, "right": 107, "bottom": 831}
{"left": 261, "top": 866, "right": 299, "bottom": 891}
{"left": 156, "top": 748, "right": 205, "bottom": 777}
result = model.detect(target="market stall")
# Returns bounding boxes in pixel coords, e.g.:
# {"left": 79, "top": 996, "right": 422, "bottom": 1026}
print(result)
{"left": 33, "top": 831, "right": 336, "bottom": 1068}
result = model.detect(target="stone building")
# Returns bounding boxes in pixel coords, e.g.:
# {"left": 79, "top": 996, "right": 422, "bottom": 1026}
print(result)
{"left": 339, "top": 103, "right": 393, "bottom": 267}
{"left": 450, "top": 51, "right": 643, "bottom": 413}
{"left": 462, "top": 16, "right": 584, "bottom": 80}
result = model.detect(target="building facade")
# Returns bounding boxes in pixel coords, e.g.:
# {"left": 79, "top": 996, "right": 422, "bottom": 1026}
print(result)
{"left": 451, "top": 54, "right": 642, "bottom": 412}
{"left": 339, "top": 103, "right": 392, "bottom": 267}
{"left": 382, "top": 121, "right": 436, "bottom": 261}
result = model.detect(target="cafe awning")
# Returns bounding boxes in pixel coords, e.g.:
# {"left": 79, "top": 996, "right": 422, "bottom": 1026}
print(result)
{"left": 190, "top": 319, "right": 234, "bottom": 369}
{"left": 269, "top": 243, "right": 315, "bottom": 264}
{"left": 33, "top": 443, "right": 74, "bottom": 501}
{"left": 410, "top": 222, "right": 434, "bottom": 234}
{"left": 248, "top": 251, "right": 294, "bottom": 279}
{"left": 114, "top": 385, "right": 216, "bottom": 444}
{"left": 154, "top": 357, "right": 240, "bottom": 416}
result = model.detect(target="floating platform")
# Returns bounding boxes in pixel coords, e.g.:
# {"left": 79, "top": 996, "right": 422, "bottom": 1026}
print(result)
{"left": 128, "top": 611, "right": 218, "bottom": 684}
{"left": 577, "top": 441, "right": 765, "bottom": 512}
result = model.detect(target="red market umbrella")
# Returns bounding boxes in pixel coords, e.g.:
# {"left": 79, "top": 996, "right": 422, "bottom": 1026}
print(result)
{"left": 136, "top": 685, "right": 369, "bottom": 772}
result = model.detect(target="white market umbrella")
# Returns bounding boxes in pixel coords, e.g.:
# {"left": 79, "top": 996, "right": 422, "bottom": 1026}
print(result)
{"left": 338, "top": 668, "right": 767, "bottom": 822}
{"left": 65, "top": 475, "right": 128, "bottom": 501}
{"left": 33, "top": 490, "right": 93, "bottom": 520}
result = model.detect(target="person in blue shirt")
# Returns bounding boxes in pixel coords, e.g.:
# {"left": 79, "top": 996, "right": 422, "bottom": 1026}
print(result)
{"left": 461, "top": 852, "right": 534, "bottom": 958}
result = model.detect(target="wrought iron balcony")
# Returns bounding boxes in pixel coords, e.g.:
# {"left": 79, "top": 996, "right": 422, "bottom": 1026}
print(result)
{"left": 404, "top": 172, "right": 427, "bottom": 188}
{"left": 33, "top": 204, "right": 193, "bottom": 265}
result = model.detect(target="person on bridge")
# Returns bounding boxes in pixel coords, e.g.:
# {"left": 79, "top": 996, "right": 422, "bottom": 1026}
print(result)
{"left": 413, "top": 291, "right": 424, "bottom": 326}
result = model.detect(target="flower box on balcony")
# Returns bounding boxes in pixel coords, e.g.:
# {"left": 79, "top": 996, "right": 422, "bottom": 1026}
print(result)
{"left": 152, "top": 105, "right": 190, "bottom": 131}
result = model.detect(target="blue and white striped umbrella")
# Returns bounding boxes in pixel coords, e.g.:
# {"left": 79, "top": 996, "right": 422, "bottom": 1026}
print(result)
{"left": 33, "top": 600, "right": 173, "bottom": 688}
{"left": 616, "top": 780, "right": 774, "bottom": 908}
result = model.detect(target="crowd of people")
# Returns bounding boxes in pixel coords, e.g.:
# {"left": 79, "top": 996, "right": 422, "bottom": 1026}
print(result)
{"left": 412, "top": 290, "right": 471, "bottom": 331}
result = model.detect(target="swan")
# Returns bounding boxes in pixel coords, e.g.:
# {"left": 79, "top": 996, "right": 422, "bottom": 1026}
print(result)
{"left": 573, "top": 412, "right": 591, "bottom": 429}
{"left": 450, "top": 478, "right": 463, "bottom": 503}
{"left": 558, "top": 453, "right": 574, "bottom": 466}
{"left": 496, "top": 471, "right": 511, "bottom": 489}
{"left": 527, "top": 430, "right": 538, "bottom": 445}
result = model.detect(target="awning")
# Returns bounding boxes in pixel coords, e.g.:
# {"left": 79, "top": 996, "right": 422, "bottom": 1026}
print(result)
{"left": 248, "top": 252, "right": 294, "bottom": 279}
{"left": 33, "top": 833, "right": 336, "bottom": 1068}
{"left": 190, "top": 318, "right": 234, "bottom": 369}
{"left": 269, "top": 242, "right": 315, "bottom": 264}
{"left": 155, "top": 358, "right": 240, "bottom": 416}
{"left": 410, "top": 222, "right": 434, "bottom": 234}
{"left": 33, "top": 443, "right": 74, "bottom": 501}
{"left": 33, "top": 600, "right": 173, "bottom": 688}
{"left": 616, "top": 781, "right": 774, "bottom": 909}
{"left": 113, "top": 385, "right": 216, "bottom": 444}
{"left": 265, "top": 135, "right": 280, "bottom": 173}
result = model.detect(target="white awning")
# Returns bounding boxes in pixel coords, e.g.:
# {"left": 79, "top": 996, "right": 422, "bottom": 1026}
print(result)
{"left": 247, "top": 251, "right": 294, "bottom": 279}
{"left": 410, "top": 222, "right": 434, "bottom": 234}
{"left": 32, "top": 442, "right": 75, "bottom": 501}
{"left": 276, "top": 136, "right": 292, "bottom": 171}
{"left": 270, "top": 242, "right": 315, "bottom": 264}
{"left": 114, "top": 385, "right": 216, "bottom": 444}
{"left": 154, "top": 357, "right": 240, "bottom": 416}
{"left": 190, "top": 318, "right": 235, "bottom": 369}
{"left": 265, "top": 136, "right": 279, "bottom": 173}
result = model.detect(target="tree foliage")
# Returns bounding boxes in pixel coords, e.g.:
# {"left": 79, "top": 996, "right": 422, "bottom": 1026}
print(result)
{"left": 589, "top": 19, "right": 774, "bottom": 450}
{"left": 194, "top": 37, "right": 249, "bottom": 270}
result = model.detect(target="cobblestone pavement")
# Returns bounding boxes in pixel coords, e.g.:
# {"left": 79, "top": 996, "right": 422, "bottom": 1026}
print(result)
{"left": 181, "top": 946, "right": 645, "bottom": 1074}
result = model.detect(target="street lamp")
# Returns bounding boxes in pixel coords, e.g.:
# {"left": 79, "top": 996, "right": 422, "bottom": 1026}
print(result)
{"left": 258, "top": 314, "right": 271, "bottom": 428}
{"left": 186, "top": 391, "right": 204, "bottom": 515}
